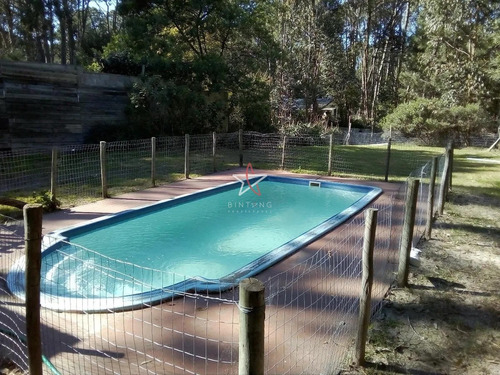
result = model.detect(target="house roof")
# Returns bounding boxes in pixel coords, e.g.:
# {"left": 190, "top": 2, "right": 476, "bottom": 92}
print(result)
{"left": 293, "top": 97, "right": 335, "bottom": 110}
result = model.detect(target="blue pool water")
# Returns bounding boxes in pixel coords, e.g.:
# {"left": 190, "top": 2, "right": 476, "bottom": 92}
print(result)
{"left": 8, "top": 176, "right": 381, "bottom": 311}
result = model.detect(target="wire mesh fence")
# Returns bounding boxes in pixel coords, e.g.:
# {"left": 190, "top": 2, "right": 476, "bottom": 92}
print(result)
{"left": 283, "top": 136, "right": 330, "bottom": 173}
{"left": 57, "top": 144, "right": 102, "bottom": 202}
{"left": 0, "top": 148, "right": 52, "bottom": 195}
{"left": 0, "top": 131, "right": 452, "bottom": 374}
{"left": 106, "top": 139, "right": 153, "bottom": 196}
{"left": 214, "top": 132, "right": 240, "bottom": 172}
{"left": 242, "top": 133, "right": 283, "bottom": 170}
{"left": 1, "top": 131, "right": 464, "bottom": 208}
{"left": 190, "top": 134, "right": 215, "bottom": 176}
{"left": 0, "top": 214, "right": 28, "bottom": 372}
{"left": 406, "top": 153, "right": 447, "bottom": 247}
{"left": 156, "top": 135, "right": 186, "bottom": 184}
{"left": 262, "top": 200, "right": 399, "bottom": 375}
{"left": 33, "top": 238, "right": 242, "bottom": 375}
{"left": 1, "top": 196, "right": 406, "bottom": 375}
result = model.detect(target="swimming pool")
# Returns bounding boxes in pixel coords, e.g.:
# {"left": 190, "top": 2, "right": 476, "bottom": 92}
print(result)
{"left": 8, "top": 175, "right": 382, "bottom": 311}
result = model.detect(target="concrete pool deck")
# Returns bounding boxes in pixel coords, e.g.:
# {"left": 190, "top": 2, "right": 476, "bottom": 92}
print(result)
{"left": 4, "top": 169, "right": 406, "bottom": 374}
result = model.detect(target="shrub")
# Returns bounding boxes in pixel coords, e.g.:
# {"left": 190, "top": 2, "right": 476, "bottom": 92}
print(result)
{"left": 381, "top": 98, "right": 495, "bottom": 145}
{"left": 128, "top": 76, "right": 226, "bottom": 136}
{"left": 30, "top": 191, "right": 60, "bottom": 213}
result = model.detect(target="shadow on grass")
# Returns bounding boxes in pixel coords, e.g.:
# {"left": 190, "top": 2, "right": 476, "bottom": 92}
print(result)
{"left": 362, "top": 361, "right": 445, "bottom": 374}
{"left": 410, "top": 283, "right": 493, "bottom": 297}
{"left": 435, "top": 221, "right": 500, "bottom": 239}
{"left": 448, "top": 186, "right": 500, "bottom": 202}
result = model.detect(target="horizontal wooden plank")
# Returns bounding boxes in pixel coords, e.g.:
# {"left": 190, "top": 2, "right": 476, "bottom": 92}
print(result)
{"left": 1, "top": 63, "right": 78, "bottom": 80}
{"left": 7, "top": 101, "right": 80, "bottom": 110}
{"left": 80, "top": 91, "right": 129, "bottom": 96}
{"left": 2, "top": 74, "right": 78, "bottom": 87}
{"left": 5, "top": 81, "right": 78, "bottom": 93}
{"left": 1, "top": 61, "right": 134, "bottom": 149}
{"left": 6, "top": 94, "right": 78, "bottom": 103}
{"left": 10, "top": 119, "right": 81, "bottom": 126}
{"left": 11, "top": 110, "right": 80, "bottom": 117}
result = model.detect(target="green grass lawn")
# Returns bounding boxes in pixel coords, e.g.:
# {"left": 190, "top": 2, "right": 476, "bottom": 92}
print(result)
{"left": 247, "top": 143, "right": 444, "bottom": 181}
{"left": 451, "top": 148, "right": 500, "bottom": 199}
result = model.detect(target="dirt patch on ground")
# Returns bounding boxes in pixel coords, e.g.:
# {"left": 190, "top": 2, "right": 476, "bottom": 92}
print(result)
{"left": 341, "top": 188, "right": 500, "bottom": 374}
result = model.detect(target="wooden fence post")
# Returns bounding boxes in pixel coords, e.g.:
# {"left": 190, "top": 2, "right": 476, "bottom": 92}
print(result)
{"left": 239, "top": 278, "right": 265, "bottom": 375}
{"left": 184, "top": 134, "right": 190, "bottom": 179}
{"left": 355, "top": 208, "right": 378, "bottom": 366}
{"left": 99, "top": 141, "right": 108, "bottom": 198}
{"left": 384, "top": 138, "right": 392, "bottom": 182}
{"left": 328, "top": 134, "right": 333, "bottom": 176}
{"left": 151, "top": 137, "right": 156, "bottom": 187}
{"left": 437, "top": 147, "right": 451, "bottom": 215}
{"left": 239, "top": 129, "right": 243, "bottom": 167}
{"left": 425, "top": 157, "right": 438, "bottom": 240}
{"left": 24, "top": 204, "right": 43, "bottom": 375}
{"left": 50, "top": 147, "right": 58, "bottom": 202}
{"left": 447, "top": 140, "right": 454, "bottom": 192}
{"left": 397, "top": 178, "right": 420, "bottom": 287}
{"left": 212, "top": 131, "right": 217, "bottom": 172}
{"left": 281, "top": 135, "right": 287, "bottom": 170}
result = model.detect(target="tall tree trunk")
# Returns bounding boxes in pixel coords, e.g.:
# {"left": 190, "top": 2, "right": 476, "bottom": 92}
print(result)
{"left": 35, "top": 34, "right": 46, "bottom": 62}
{"left": 360, "top": 0, "right": 373, "bottom": 122}
{"left": 48, "top": 1, "right": 55, "bottom": 62}
{"left": 370, "top": 2, "right": 400, "bottom": 123}
{"left": 54, "top": 0, "right": 66, "bottom": 64}
{"left": 42, "top": 11, "right": 52, "bottom": 63}
{"left": 33, "top": 0, "right": 47, "bottom": 62}
{"left": 62, "top": 0, "right": 75, "bottom": 64}
{"left": 78, "top": 0, "right": 90, "bottom": 51}
{"left": 394, "top": 1, "right": 410, "bottom": 106}
{"left": 310, "top": 0, "right": 321, "bottom": 120}
{"left": 4, "top": 0, "right": 16, "bottom": 48}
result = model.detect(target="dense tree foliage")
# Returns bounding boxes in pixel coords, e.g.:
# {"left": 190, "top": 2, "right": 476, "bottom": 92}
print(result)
{"left": 0, "top": 0, "right": 121, "bottom": 64}
{"left": 1, "top": 0, "right": 499, "bottom": 140}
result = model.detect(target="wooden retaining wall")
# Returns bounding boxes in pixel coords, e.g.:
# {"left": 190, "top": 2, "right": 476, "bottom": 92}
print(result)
{"left": 0, "top": 61, "right": 136, "bottom": 150}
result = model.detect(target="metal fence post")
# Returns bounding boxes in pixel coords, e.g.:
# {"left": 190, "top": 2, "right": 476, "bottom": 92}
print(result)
{"left": 24, "top": 204, "right": 43, "bottom": 375}
{"left": 397, "top": 178, "right": 420, "bottom": 287}
{"left": 239, "top": 278, "right": 265, "bottom": 375}
{"left": 355, "top": 208, "right": 378, "bottom": 366}
{"left": 239, "top": 129, "right": 243, "bottom": 167}
{"left": 50, "top": 147, "right": 58, "bottom": 202}
{"left": 100, "top": 141, "right": 108, "bottom": 198}
{"left": 281, "top": 135, "right": 287, "bottom": 170}
{"left": 384, "top": 137, "right": 392, "bottom": 182}
{"left": 425, "top": 157, "right": 438, "bottom": 240}
{"left": 184, "top": 134, "right": 190, "bottom": 179}
{"left": 327, "top": 134, "right": 333, "bottom": 176}
{"left": 151, "top": 137, "right": 156, "bottom": 186}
